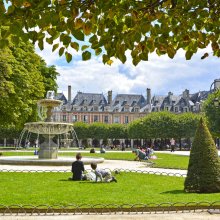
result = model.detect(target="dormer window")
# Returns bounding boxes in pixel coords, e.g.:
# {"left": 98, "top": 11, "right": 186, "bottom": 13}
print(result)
{"left": 184, "top": 107, "right": 188, "bottom": 112}
{"left": 134, "top": 107, "right": 139, "bottom": 112}
{"left": 94, "top": 106, "right": 98, "bottom": 111}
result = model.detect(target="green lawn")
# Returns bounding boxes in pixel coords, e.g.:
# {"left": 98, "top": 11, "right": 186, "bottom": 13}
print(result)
{"left": 0, "top": 151, "right": 189, "bottom": 169}
{"left": 0, "top": 172, "right": 219, "bottom": 206}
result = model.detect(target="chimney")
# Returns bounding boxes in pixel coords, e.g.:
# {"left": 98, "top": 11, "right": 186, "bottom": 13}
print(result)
{"left": 68, "top": 85, "right": 71, "bottom": 103}
{"left": 108, "top": 90, "right": 112, "bottom": 104}
{"left": 146, "top": 88, "right": 151, "bottom": 104}
{"left": 183, "top": 89, "right": 189, "bottom": 99}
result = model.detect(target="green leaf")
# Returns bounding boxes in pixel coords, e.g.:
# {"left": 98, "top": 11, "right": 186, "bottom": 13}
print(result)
{"left": 62, "top": 35, "right": 71, "bottom": 46}
{"left": 83, "top": 22, "right": 92, "bottom": 35}
{"left": 59, "top": 47, "right": 65, "bottom": 56}
{"left": 7, "top": 5, "right": 15, "bottom": 15}
{"left": 71, "top": 29, "right": 84, "bottom": 41}
{"left": 82, "top": 51, "right": 91, "bottom": 60}
{"left": 107, "top": 59, "right": 113, "bottom": 65}
{"left": 132, "top": 56, "right": 141, "bottom": 66}
{"left": 102, "top": 54, "right": 110, "bottom": 64}
{"left": 52, "top": 43, "right": 59, "bottom": 52}
{"left": 95, "top": 48, "right": 102, "bottom": 56}
{"left": 139, "top": 52, "right": 148, "bottom": 61}
{"left": 70, "top": 42, "right": 79, "bottom": 51}
{"left": 185, "top": 50, "right": 193, "bottom": 60}
{"left": 0, "top": 39, "right": 9, "bottom": 48}
{"left": 38, "top": 39, "right": 44, "bottom": 50}
{"left": 89, "top": 35, "right": 98, "bottom": 43}
{"left": 65, "top": 52, "right": 72, "bottom": 63}
{"left": 46, "top": 37, "right": 53, "bottom": 45}
{"left": 11, "top": 36, "right": 19, "bottom": 45}
{"left": 167, "top": 47, "right": 176, "bottom": 59}
{"left": 118, "top": 52, "right": 126, "bottom": 63}
{"left": 141, "top": 22, "right": 151, "bottom": 34}
{"left": 81, "top": 45, "right": 89, "bottom": 51}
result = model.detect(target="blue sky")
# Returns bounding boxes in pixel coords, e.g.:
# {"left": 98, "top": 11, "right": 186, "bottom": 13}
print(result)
{"left": 36, "top": 43, "right": 220, "bottom": 99}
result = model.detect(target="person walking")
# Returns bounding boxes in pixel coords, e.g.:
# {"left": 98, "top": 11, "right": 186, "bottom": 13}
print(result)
{"left": 170, "top": 138, "right": 176, "bottom": 152}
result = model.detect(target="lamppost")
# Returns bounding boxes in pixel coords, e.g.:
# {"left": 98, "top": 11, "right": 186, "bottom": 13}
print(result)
{"left": 210, "top": 79, "right": 220, "bottom": 149}
{"left": 213, "top": 97, "right": 220, "bottom": 108}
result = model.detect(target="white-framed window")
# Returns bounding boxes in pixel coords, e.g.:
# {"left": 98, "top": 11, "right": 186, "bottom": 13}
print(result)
{"left": 134, "top": 108, "right": 139, "bottom": 112}
{"left": 63, "top": 115, "right": 67, "bottom": 122}
{"left": 83, "top": 115, "right": 88, "bottom": 122}
{"left": 104, "top": 116, "right": 108, "bottom": 123}
{"left": 113, "top": 116, "right": 120, "bottom": 123}
{"left": 124, "top": 116, "right": 129, "bottom": 124}
{"left": 72, "top": 115, "right": 77, "bottom": 122}
{"left": 94, "top": 115, "right": 99, "bottom": 122}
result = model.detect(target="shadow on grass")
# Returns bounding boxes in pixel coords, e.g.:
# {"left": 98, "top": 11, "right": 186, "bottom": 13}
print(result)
{"left": 161, "top": 190, "right": 186, "bottom": 194}
{"left": 59, "top": 179, "right": 110, "bottom": 184}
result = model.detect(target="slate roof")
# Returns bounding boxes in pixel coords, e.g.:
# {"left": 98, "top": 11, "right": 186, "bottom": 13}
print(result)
{"left": 72, "top": 92, "right": 107, "bottom": 106}
{"left": 110, "top": 94, "right": 146, "bottom": 112}
{"left": 54, "top": 93, "right": 68, "bottom": 105}
{"left": 55, "top": 88, "right": 211, "bottom": 113}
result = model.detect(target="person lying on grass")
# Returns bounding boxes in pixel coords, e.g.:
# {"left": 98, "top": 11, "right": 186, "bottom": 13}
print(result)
{"left": 91, "top": 162, "right": 117, "bottom": 183}
{"left": 132, "top": 149, "right": 148, "bottom": 161}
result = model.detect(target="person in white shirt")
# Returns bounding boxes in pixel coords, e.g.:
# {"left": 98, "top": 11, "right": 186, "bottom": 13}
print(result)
{"left": 91, "top": 163, "right": 117, "bottom": 183}
{"left": 170, "top": 138, "right": 176, "bottom": 152}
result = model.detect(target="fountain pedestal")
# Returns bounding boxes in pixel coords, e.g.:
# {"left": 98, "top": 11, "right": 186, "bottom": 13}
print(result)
{"left": 38, "top": 135, "right": 58, "bottom": 159}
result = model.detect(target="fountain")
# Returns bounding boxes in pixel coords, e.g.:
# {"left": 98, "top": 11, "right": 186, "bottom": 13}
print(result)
{"left": 0, "top": 91, "right": 104, "bottom": 166}
{"left": 24, "top": 91, "right": 71, "bottom": 159}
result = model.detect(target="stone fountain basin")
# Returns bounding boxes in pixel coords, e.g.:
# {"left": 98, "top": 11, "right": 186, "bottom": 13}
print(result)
{"left": 0, "top": 156, "right": 104, "bottom": 166}
{"left": 38, "top": 99, "right": 62, "bottom": 107}
{"left": 24, "top": 122, "right": 74, "bottom": 135}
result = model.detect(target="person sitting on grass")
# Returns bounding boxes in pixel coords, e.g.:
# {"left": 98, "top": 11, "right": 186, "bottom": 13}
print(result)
{"left": 91, "top": 162, "right": 117, "bottom": 183}
{"left": 132, "top": 149, "right": 148, "bottom": 161}
{"left": 70, "top": 153, "right": 85, "bottom": 181}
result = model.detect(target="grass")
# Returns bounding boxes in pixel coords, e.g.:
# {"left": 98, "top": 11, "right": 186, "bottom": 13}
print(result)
{"left": 0, "top": 172, "right": 219, "bottom": 206}
{"left": 0, "top": 150, "right": 189, "bottom": 169}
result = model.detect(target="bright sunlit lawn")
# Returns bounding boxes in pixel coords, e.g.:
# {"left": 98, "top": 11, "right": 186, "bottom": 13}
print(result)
{"left": 0, "top": 151, "right": 189, "bottom": 169}
{"left": 0, "top": 172, "right": 219, "bottom": 206}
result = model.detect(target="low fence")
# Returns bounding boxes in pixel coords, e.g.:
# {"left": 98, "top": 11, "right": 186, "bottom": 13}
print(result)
{"left": 0, "top": 202, "right": 220, "bottom": 215}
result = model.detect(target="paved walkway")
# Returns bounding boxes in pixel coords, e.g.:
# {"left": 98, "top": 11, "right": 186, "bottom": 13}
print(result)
{"left": 1, "top": 212, "right": 220, "bottom": 220}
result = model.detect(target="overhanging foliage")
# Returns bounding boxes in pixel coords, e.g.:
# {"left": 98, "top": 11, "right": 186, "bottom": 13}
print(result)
{"left": 0, "top": 0, "right": 219, "bottom": 65}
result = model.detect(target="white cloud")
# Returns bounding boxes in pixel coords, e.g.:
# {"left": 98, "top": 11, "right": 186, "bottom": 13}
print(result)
{"left": 36, "top": 42, "right": 220, "bottom": 99}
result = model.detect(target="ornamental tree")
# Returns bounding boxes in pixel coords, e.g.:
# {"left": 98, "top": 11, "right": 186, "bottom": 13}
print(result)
{"left": 184, "top": 118, "right": 220, "bottom": 193}
{"left": 203, "top": 90, "right": 220, "bottom": 137}
{"left": 0, "top": 37, "right": 59, "bottom": 128}
{"left": 0, "top": 0, "right": 219, "bottom": 65}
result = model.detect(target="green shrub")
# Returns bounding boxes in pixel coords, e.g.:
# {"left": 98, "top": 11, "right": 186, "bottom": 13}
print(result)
{"left": 184, "top": 118, "right": 220, "bottom": 193}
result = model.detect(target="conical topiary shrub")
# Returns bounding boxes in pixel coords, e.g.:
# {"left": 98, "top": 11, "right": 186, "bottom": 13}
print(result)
{"left": 184, "top": 118, "right": 220, "bottom": 193}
